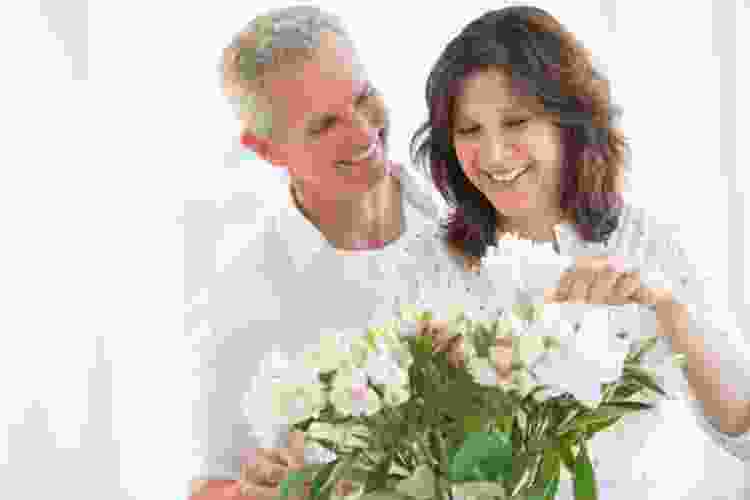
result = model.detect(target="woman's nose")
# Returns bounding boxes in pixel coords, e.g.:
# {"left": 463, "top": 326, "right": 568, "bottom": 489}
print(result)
{"left": 484, "top": 137, "right": 524, "bottom": 171}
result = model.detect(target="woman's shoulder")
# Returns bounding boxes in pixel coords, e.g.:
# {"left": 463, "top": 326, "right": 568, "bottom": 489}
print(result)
{"left": 606, "top": 202, "right": 681, "bottom": 257}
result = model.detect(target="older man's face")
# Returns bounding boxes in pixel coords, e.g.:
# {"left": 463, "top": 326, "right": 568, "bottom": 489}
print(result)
{"left": 264, "top": 30, "right": 390, "bottom": 199}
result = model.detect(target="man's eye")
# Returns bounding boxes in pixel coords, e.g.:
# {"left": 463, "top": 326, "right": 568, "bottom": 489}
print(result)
{"left": 506, "top": 119, "right": 528, "bottom": 127}
{"left": 312, "top": 117, "right": 336, "bottom": 135}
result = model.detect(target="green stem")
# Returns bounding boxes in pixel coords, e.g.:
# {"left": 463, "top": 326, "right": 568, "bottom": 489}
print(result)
{"left": 433, "top": 429, "right": 449, "bottom": 477}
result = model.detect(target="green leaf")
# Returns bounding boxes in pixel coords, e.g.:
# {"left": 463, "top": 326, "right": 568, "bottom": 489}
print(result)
{"left": 448, "top": 431, "right": 513, "bottom": 483}
{"left": 611, "top": 382, "right": 646, "bottom": 401}
{"left": 623, "top": 365, "right": 668, "bottom": 397}
{"left": 557, "top": 440, "right": 577, "bottom": 476}
{"left": 506, "top": 451, "right": 533, "bottom": 493}
{"left": 366, "top": 452, "right": 394, "bottom": 492}
{"left": 582, "top": 417, "right": 621, "bottom": 437}
{"left": 525, "top": 476, "right": 560, "bottom": 500}
{"left": 394, "top": 465, "right": 436, "bottom": 500}
{"left": 629, "top": 335, "right": 660, "bottom": 364}
{"left": 539, "top": 449, "right": 561, "bottom": 495}
{"left": 601, "top": 400, "right": 655, "bottom": 412}
{"left": 321, "top": 454, "right": 359, "bottom": 498}
{"left": 453, "top": 481, "right": 509, "bottom": 499}
{"left": 279, "top": 470, "right": 307, "bottom": 500}
{"left": 310, "top": 461, "right": 338, "bottom": 500}
{"left": 463, "top": 415, "right": 484, "bottom": 434}
{"left": 358, "top": 490, "right": 410, "bottom": 500}
{"left": 573, "top": 441, "right": 598, "bottom": 500}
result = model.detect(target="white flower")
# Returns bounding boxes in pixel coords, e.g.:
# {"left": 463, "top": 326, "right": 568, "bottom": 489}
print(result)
{"left": 304, "top": 442, "right": 338, "bottom": 465}
{"left": 531, "top": 308, "right": 629, "bottom": 408}
{"left": 269, "top": 382, "right": 328, "bottom": 424}
{"left": 303, "top": 329, "right": 368, "bottom": 373}
{"left": 399, "top": 318, "right": 420, "bottom": 338}
{"left": 383, "top": 384, "right": 411, "bottom": 407}
{"left": 330, "top": 365, "right": 382, "bottom": 417}
{"left": 364, "top": 351, "right": 408, "bottom": 387}
{"left": 468, "top": 357, "right": 502, "bottom": 387}
{"left": 247, "top": 348, "right": 327, "bottom": 427}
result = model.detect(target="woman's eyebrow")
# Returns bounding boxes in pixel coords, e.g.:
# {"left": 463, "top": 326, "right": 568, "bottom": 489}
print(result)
{"left": 457, "top": 105, "right": 525, "bottom": 120}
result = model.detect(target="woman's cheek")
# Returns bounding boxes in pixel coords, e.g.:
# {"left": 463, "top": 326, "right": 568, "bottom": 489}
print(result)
{"left": 455, "top": 141, "right": 480, "bottom": 178}
{"left": 510, "top": 143, "right": 529, "bottom": 162}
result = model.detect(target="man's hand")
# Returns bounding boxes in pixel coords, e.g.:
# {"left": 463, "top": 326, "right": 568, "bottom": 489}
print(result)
{"left": 239, "top": 431, "right": 309, "bottom": 500}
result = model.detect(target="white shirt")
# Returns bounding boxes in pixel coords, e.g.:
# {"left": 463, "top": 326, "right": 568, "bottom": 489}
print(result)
{"left": 187, "top": 162, "right": 453, "bottom": 483}
{"left": 188, "top": 173, "right": 749, "bottom": 496}
{"left": 426, "top": 202, "right": 750, "bottom": 498}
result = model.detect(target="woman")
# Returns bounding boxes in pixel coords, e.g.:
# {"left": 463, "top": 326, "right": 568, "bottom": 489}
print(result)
{"left": 410, "top": 5, "right": 750, "bottom": 498}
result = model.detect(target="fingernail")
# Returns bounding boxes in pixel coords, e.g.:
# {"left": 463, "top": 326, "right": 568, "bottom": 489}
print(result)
{"left": 608, "top": 256, "right": 625, "bottom": 272}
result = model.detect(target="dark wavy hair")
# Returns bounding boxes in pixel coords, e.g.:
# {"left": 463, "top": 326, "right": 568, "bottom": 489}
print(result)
{"left": 410, "top": 5, "right": 631, "bottom": 271}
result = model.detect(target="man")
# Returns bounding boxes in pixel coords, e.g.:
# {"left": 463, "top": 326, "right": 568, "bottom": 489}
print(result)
{"left": 188, "top": 6, "right": 452, "bottom": 499}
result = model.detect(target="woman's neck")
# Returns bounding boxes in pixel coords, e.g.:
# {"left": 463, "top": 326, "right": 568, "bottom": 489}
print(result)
{"left": 497, "top": 209, "right": 570, "bottom": 243}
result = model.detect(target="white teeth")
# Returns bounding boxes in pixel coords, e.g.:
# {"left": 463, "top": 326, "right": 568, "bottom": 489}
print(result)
{"left": 484, "top": 165, "right": 530, "bottom": 183}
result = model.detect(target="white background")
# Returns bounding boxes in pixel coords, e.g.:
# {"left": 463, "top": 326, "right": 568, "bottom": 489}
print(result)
{"left": 0, "top": 1, "right": 748, "bottom": 499}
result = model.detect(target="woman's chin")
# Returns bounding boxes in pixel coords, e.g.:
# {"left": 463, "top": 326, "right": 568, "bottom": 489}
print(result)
{"left": 488, "top": 191, "right": 531, "bottom": 211}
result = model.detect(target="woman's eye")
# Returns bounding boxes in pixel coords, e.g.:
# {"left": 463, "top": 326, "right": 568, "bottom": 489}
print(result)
{"left": 456, "top": 126, "right": 479, "bottom": 135}
{"left": 456, "top": 119, "right": 527, "bottom": 136}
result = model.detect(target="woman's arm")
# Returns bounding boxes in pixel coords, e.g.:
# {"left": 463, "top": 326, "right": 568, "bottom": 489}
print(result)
{"left": 641, "top": 214, "right": 750, "bottom": 459}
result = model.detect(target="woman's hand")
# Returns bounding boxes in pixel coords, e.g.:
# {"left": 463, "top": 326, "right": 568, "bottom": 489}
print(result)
{"left": 547, "top": 255, "right": 672, "bottom": 306}
{"left": 417, "top": 319, "right": 513, "bottom": 383}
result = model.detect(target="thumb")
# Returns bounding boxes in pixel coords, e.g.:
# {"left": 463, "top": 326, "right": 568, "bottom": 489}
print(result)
{"left": 286, "top": 430, "right": 306, "bottom": 468}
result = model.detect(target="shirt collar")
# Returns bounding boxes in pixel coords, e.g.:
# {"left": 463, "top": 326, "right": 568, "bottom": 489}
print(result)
{"left": 277, "top": 169, "right": 417, "bottom": 271}
{"left": 278, "top": 182, "right": 330, "bottom": 270}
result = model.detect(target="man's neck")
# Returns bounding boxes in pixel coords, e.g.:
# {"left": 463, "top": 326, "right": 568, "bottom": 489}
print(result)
{"left": 290, "top": 174, "right": 403, "bottom": 250}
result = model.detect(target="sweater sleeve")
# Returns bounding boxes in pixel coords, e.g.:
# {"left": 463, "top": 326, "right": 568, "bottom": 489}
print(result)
{"left": 638, "top": 211, "right": 750, "bottom": 461}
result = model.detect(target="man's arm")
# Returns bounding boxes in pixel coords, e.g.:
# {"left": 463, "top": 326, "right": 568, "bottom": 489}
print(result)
{"left": 189, "top": 479, "right": 244, "bottom": 499}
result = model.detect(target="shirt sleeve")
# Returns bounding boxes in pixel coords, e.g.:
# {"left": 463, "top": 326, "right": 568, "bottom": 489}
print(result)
{"left": 186, "top": 224, "right": 290, "bottom": 483}
{"left": 638, "top": 214, "right": 750, "bottom": 461}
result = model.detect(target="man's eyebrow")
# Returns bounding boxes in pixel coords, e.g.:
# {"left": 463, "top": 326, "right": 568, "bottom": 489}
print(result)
{"left": 307, "top": 82, "right": 370, "bottom": 129}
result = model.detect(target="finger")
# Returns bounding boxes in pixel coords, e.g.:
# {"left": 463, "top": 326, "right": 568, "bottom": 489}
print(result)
{"left": 589, "top": 268, "right": 620, "bottom": 304}
{"left": 286, "top": 430, "right": 307, "bottom": 468}
{"left": 265, "top": 446, "right": 302, "bottom": 472}
{"left": 614, "top": 271, "right": 641, "bottom": 305}
{"left": 552, "top": 271, "right": 574, "bottom": 303}
{"left": 240, "top": 480, "right": 282, "bottom": 500}
{"left": 249, "top": 455, "right": 289, "bottom": 485}
{"left": 446, "top": 337, "right": 465, "bottom": 367}
{"left": 568, "top": 274, "right": 593, "bottom": 303}
{"left": 416, "top": 319, "right": 430, "bottom": 337}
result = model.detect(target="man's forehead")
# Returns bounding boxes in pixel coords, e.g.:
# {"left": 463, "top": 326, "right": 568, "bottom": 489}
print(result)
{"left": 267, "top": 33, "right": 368, "bottom": 131}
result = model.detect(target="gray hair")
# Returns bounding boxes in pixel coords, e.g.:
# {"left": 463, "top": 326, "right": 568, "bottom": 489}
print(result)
{"left": 219, "top": 5, "right": 356, "bottom": 137}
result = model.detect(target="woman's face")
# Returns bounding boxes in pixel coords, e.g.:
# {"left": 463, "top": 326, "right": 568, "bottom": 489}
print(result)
{"left": 451, "top": 67, "right": 565, "bottom": 223}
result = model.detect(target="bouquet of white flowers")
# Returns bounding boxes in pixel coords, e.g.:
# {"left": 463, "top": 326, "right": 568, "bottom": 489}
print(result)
{"left": 242, "top": 292, "right": 684, "bottom": 500}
